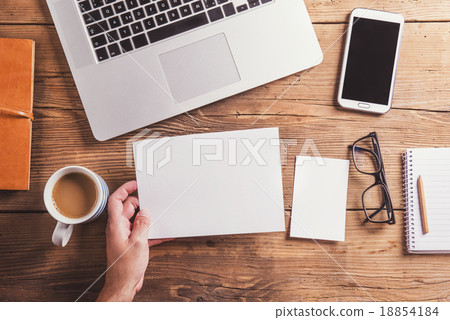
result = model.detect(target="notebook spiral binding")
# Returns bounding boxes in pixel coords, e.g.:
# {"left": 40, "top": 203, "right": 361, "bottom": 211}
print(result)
{"left": 402, "top": 150, "right": 415, "bottom": 251}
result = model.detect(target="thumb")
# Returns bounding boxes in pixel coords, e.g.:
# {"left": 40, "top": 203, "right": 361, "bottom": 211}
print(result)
{"left": 130, "top": 209, "right": 151, "bottom": 243}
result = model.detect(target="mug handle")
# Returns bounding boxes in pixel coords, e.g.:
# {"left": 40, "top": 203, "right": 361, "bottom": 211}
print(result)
{"left": 52, "top": 222, "right": 74, "bottom": 247}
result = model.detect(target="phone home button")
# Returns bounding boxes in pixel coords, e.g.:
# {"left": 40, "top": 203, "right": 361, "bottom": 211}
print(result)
{"left": 358, "top": 103, "right": 370, "bottom": 109}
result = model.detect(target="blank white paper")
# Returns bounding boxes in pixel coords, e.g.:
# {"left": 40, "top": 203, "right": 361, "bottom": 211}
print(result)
{"left": 134, "top": 127, "right": 285, "bottom": 239}
{"left": 290, "top": 156, "right": 349, "bottom": 242}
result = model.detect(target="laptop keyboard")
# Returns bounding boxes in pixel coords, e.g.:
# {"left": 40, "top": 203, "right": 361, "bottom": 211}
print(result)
{"left": 75, "top": 0, "right": 274, "bottom": 62}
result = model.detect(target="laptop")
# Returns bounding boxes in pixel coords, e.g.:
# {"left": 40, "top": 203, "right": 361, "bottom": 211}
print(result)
{"left": 46, "top": 0, "right": 322, "bottom": 141}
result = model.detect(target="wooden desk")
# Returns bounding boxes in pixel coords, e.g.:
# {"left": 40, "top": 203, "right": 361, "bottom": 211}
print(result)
{"left": 0, "top": 0, "right": 449, "bottom": 302}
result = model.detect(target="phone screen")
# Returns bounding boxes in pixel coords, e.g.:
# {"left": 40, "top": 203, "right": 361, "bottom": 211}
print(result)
{"left": 342, "top": 17, "right": 400, "bottom": 105}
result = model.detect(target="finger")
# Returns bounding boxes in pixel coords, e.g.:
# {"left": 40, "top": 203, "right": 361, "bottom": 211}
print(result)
{"left": 130, "top": 209, "right": 151, "bottom": 244}
{"left": 108, "top": 181, "right": 137, "bottom": 217}
{"left": 110, "top": 181, "right": 137, "bottom": 202}
{"left": 135, "top": 276, "right": 144, "bottom": 293}
{"left": 148, "top": 238, "right": 175, "bottom": 247}
{"left": 122, "top": 196, "right": 140, "bottom": 220}
{"left": 106, "top": 217, "right": 132, "bottom": 242}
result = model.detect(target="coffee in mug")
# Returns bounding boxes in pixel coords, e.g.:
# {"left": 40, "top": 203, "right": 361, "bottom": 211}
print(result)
{"left": 52, "top": 172, "right": 98, "bottom": 219}
{"left": 44, "top": 166, "right": 109, "bottom": 247}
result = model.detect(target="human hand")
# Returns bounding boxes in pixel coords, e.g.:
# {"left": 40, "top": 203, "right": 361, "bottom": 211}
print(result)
{"left": 97, "top": 181, "right": 171, "bottom": 302}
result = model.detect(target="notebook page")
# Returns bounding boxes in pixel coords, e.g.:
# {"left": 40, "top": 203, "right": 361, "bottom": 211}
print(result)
{"left": 407, "top": 148, "right": 450, "bottom": 252}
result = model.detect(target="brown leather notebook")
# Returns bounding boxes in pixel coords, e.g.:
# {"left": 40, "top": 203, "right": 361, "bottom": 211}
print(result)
{"left": 0, "top": 38, "right": 35, "bottom": 190}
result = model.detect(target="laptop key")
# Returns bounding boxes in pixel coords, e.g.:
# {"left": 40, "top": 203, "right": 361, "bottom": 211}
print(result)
{"left": 133, "top": 8, "right": 145, "bottom": 20}
{"left": 95, "top": 47, "right": 109, "bottom": 61}
{"left": 157, "top": 0, "right": 170, "bottom": 12}
{"left": 204, "top": 0, "right": 216, "bottom": 8}
{"left": 217, "top": 0, "right": 227, "bottom": 3}
{"left": 105, "top": 0, "right": 118, "bottom": 3}
{"left": 109, "top": 16, "right": 122, "bottom": 28}
{"left": 222, "top": 3, "right": 235, "bottom": 16}
{"left": 168, "top": 9, "right": 180, "bottom": 21}
{"left": 145, "top": 4, "right": 157, "bottom": 16}
{"left": 191, "top": 1, "right": 204, "bottom": 12}
{"left": 155, "top": 13, "right": 168, "bottom": 25}
{"left": 179, "top": 5, "right": 192, "bottom": 17}
{"left": 79, "top": 1, "right": 92, "bottom": 12}
{"left": 114, "top": 1, "right": 127, "bottom": 13}
{"left": 120, "top": 38, "right": 133, "bottom": 52}
{"left": 126, "top": 0, "right": 139, "bottom": 9}
{"left": 92, "top": 34, "right": 107, "bottom": 48}
{"left": 83, "top": 11, "right": 100, "bottom": 24}
{"left": 248, "top": 0, "right": 260, "bottom": 8}
{"left": 92, "top": 0, "right": 105, "bottom": 8}
{"left": 132, "top": 34, "right": 149, "bottom": 48}
{"left": 102, "top": 6, "right": 115, "bottom": 18}
{"left": 148, "top": 12, "right": 209, "bottom": 43}
{"left": 207, "top": 7, "right": 223, "bottom": 22}
{"left": 119, "top": 25, "right": 132, "bottom": 38}
{"left": 169, "top": 0, "right": 183, "bottom": 7}
{"left": 108, "top": 43, "right": 122, "bottom": 57}
{"left": 236, "top": 4, "right": 247, "bottom": 12}
{"left": 100, "top": 20, "right": 110, "bottom": 31}
{"left": 83, "top": 15, "right": 94, "bottom": 25}
{"left": 87, "top": 21, "right": 108, "bottom": 36}
{"left": 139, "top": 0, "right": 151, "bottom": 4}
{"left": 143, "top": 17, "right": 156, "bottom": 29}
{"left": 107, "top": 30, "right": 120, "bottom": 42}
{"left": 131, "top": 21, "right": 144, "bottom": 33}
{"left": 261, "top": 0, "right": 272, "bottom": 3}
{"left": 91, "top": 9, "right": 103, "bottom": 21}
{"left": 121, "top": 12, "right": 134, "bottom": 24}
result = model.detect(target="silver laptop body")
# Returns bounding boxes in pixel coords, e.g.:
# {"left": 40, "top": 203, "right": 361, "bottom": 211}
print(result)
{"left": 47, "top": 0, "right": 322, "bottom": 140}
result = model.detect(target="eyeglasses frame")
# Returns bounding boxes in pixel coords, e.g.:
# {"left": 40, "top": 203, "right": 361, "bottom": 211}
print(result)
{"left": 348, "top": 132, "right": 395, "bottom": 225}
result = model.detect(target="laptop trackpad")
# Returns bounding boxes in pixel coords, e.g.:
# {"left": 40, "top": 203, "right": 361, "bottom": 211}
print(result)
{"left": 159, "top": 33, "right": 240, "bottom": 102}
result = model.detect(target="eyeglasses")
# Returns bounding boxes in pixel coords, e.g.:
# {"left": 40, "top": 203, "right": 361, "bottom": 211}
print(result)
{"left": 349, "top": 132, "right": 395, "bottom": 224}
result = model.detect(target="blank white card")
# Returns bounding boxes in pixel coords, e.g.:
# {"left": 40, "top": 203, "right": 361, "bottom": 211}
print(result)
{"left": 134, "top": 127, "right": 285, "bottom": 239}
{"left": 290, "top": 156, "right": 349, "bottom": 242}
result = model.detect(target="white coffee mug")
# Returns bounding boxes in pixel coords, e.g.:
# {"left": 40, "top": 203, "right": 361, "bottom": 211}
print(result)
{"left": 43, "top": 166, "right": 109, "bottom": 247}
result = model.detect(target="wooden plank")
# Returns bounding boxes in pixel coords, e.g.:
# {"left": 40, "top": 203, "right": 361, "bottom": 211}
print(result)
{"left": 0, "top": 22, "right": 447, "bottom": 111}
{"left": 0, "top": 0, "right": 449, "bottom": 24}
{"left": 2, "top": 102, "right": 450, "bottom": 212}
{"left": 307, "top": 0, "right": 450, "bottom": 23}
{"left": 1, "top": 211, "right": 450, "bottom": 301}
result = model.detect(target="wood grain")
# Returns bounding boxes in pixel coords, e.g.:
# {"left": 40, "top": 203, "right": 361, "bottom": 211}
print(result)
{"left": 0, "top": 0, "right": 449, "bottom": 302}
{"left": 1, "top": 212, "right": 450, "bottom": 301}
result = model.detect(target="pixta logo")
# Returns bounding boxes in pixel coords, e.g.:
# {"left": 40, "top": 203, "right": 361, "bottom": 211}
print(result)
{"left": 127, "top": 129, "right": 172, "bottom": 175}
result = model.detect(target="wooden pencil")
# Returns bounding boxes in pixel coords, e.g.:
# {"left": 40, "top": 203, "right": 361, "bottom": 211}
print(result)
{"left": 417, "top": 175, "right": 429, "bottom": 234}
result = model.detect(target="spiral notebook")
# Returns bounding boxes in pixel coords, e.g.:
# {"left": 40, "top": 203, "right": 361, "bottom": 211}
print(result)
{"left": 403, "top": 148, "right": 450, "bottom": 254}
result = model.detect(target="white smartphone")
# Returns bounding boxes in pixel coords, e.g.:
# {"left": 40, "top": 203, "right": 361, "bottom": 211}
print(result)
{"left": 337, "top": 8, "right": 404, "bottom": 114}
